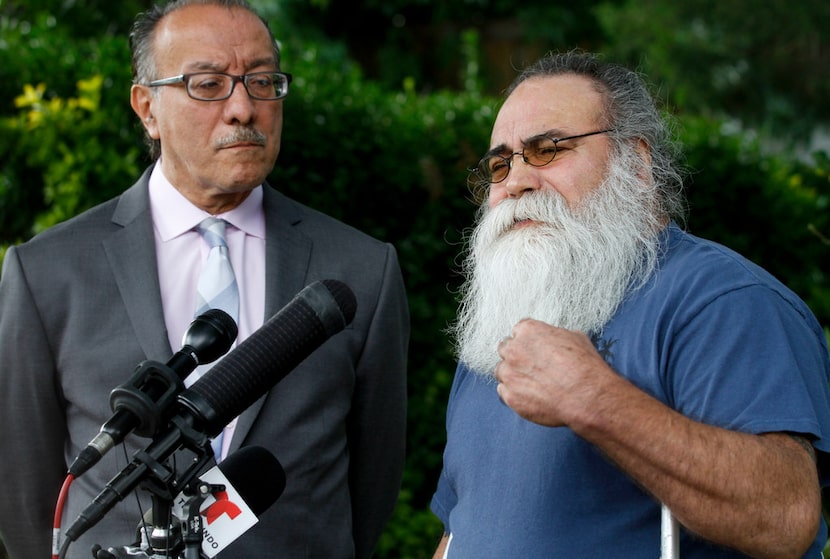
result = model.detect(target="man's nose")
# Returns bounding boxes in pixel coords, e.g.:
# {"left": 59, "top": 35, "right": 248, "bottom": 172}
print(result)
{"left": 502, "top": 155, "right": 542, "bottom": 199}
{"left": 223, "top": 79, "right": 257, "bottom": 124}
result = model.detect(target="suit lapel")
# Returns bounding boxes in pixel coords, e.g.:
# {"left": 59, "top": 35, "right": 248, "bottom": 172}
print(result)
{"left": 228, "top": 184, "right": 313, "bottom": 453}
{"left": 263, "top": 186, "right": 313, "bottom": 316}
{"left": 103, "top": 170, "right": 172, "bottom": 362}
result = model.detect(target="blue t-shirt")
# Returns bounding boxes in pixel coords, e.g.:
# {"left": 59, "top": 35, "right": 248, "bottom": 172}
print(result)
{"left": 432, "top": 224, "right": 830, "bottom": 558}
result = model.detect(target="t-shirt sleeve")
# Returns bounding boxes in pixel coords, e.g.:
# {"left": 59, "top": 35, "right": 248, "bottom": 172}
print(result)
{"left": 666, "top": 282, "right": 830, "bottom": 475}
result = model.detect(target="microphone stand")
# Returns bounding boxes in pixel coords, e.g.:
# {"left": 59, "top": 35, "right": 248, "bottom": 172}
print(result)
{"left": 90, "top": 439, "right": 216, "bottom": 559}
{"left": 180, "top": 479, "right": 225, "bottom": 559}
{"left": 139, "top": 494, "right": 183, "bottom": 558}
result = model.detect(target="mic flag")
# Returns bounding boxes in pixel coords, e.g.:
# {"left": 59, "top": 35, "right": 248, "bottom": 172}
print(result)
{"left": 172, "top": 446, "right": 286, "bottom": 557}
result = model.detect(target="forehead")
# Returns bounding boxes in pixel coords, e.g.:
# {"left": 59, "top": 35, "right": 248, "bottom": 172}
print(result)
{"left": 153, "top": 5, "right": 275, "bottom": 72}
{"left": 491, "top": 74, "right": 606, "bottom": 145}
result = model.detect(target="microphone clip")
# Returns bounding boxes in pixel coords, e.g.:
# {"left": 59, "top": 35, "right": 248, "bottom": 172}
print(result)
{"left": 180, "top": 480, "right": 225, "bottom": 559}
{"left": 136, "top": 414, "right": 217, "bottom": 501}
{"left": 90, "top": 439, "right": 217, "bottom": 559}
{"left": 109, "top": 360, "right": 186, "bottom": 437}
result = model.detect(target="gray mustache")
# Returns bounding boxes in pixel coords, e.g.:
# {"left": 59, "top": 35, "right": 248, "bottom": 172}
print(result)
{"left": 216, "top": 128, "right": 267, "bottom": 148}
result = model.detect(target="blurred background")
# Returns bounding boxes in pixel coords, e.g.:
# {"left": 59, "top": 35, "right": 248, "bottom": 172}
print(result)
{"left": 1, "top": 0, "right": 829, "bottom": 557}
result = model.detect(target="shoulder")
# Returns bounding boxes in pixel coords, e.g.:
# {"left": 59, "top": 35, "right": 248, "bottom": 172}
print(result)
{"left": 263, "top": 186, "right": 394, "bottom": 255}
{"left": 659, "top": 225, "right": 811, "bottom": 314}
{"left": 11, "top": 171, "right": 150, "bottom": 259}
{"left": 604, "top": 227, "right": 829, "bottom": 352}
{"left": 612, "top": 224, "right": 826, "bottom": 351}
{"left": 664, "top": 225, "right": 775, "bottom": 284}
{"left": 10, "top": 197, "right": 124, "bottom": 267}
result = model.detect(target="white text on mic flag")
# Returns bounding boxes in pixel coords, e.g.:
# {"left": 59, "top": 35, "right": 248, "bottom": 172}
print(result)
{"left": 172, "top": 464, "right": 258, "bottom": 557}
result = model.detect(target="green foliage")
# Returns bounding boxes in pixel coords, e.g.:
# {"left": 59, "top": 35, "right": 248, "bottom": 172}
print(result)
{"left": 0, "top": 9, "right": 136, "bottom": 118}
{"left": 375, "top": 485, "right": 444, "bottom": 558}
{"left": 276, "top": 0, "right": 608, "bottom": 93}
{"left": 0, "top": 9, "right": 141, "bottom": 244}
{"left": 4, "top": 77, "right": 142, "bottom": 234}
{"left": 1, "top": 0, "right": 150, "bottom": 38}
{"left": 680, "top": 116, "right": 830, "bottom": 326}
{"left": 597, "top": 0, "right": 830, "bottom": 140}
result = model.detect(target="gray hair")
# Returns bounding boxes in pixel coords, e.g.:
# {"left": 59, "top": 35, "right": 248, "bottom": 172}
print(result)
{"left": 129, "top": 0, "right": 281, "bottom": 160}
{"left": 505, "top": 50, "right": 686, "bottom": 222}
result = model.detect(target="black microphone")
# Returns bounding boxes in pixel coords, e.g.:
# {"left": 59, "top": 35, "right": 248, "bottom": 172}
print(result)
{"left": 178, "top": 445, "right": 286, "bottom": 558}
{"left": 64, "top": 280, "right": 355, "bottom": 542}
{"left": 213, "top": 445, "right": 286, "bottom": 517}
{"left": 178, "top": 279, "right": 357, "bottom": 437}
{"left": 68, "top": 309, "right": 238, "bottom": 477}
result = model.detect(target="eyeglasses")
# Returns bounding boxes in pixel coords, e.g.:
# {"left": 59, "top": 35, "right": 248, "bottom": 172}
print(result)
{"left": 473, "top": 128, "right": 614, "bottom": 184}
{"left": 146, "top": 71, "right": 292, "bottom": 101}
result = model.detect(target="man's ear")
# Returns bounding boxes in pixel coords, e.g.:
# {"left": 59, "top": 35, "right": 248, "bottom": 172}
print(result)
{"left": 130, "top": 84, "right": 160, "bottom": 139}
{"left": 636, "top": 138, "right": 652, "bottom": 168}
{"left": 635, "top": 138, "right": 653, "bottom": 185}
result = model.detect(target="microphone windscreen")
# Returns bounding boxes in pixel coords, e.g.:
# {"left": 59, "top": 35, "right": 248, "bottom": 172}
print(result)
{"left": 180, "top": 280, "right": 356, "bottom": 435}
{"left": 218, "top": 446, "right": 286, "bottom": 516}
{"left": 185, "top": 308, "right": 239, "bottom": 364}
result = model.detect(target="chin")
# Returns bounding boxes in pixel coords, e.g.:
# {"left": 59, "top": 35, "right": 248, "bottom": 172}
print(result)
{"left": 222, "top": 165, "right": 270, "bottom": 188}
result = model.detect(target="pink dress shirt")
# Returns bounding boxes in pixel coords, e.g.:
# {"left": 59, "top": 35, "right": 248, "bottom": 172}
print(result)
{"left": 148, "top": 162, "right": 266, "bottom": 459}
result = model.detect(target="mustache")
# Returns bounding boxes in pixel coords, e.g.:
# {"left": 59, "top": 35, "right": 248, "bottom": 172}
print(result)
{"left": 215, "top": 128, "right": 267, "bottom": 148}
{"left": 480, "top": 190, "right": 571, "bottom": 237}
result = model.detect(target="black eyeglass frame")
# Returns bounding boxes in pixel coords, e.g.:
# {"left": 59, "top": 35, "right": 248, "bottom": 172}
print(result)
{"left": 146, "top": 71, "right": 293, "bottom": 101}
{"left": 474, "top": 128, "right": 615, "bottom": 184}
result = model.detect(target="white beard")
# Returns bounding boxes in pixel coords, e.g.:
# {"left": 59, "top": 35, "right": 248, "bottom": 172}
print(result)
{"left": 451, "top": 149, "right": 664, "bottom": 377}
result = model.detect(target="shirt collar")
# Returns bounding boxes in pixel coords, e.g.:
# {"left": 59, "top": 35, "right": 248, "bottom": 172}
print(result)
{"left": 148, "top": 162, "right": 266, "bottom": 241}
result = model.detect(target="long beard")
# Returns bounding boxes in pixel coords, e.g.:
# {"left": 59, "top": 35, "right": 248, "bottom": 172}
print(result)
{"left": 450, "top": 150, "right": 663, "bottom": 376}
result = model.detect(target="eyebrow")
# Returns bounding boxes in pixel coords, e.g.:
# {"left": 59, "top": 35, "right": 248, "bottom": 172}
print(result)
{"left": 182, "top": 57, "right": 278, "bottom": 73}
{"left": 484, "top": 128, "right": 569, "bottom": 158}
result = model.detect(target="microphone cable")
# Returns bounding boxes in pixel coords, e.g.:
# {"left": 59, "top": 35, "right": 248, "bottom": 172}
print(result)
{"left": 55, "top": 444, "right": 154, "bottom": 559}
{"left": 52, "top": 473, "right": 74, "bottom": 559}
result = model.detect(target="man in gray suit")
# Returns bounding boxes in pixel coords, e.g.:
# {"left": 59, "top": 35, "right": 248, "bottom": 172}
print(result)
{"left": 0, "top": 1, "right": 409, "bottom": 558}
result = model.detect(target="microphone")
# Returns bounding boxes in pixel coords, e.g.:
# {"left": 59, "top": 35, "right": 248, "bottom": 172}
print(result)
{"left": 210, "top": 445, "right": 286, "bottom": 517}
{"left": 64, "top": 280, "right": 355, "bottom": 542}
{"left": 177, "top": 446, "right": 286, "bottom": 558}
{"left": 178, "top": 279, "right": 357, "bottom": 437}
{"left": 68, "top": 309, "right": 238, "bottom": 477}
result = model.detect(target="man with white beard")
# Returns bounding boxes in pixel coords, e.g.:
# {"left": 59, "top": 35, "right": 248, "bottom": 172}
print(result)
{"left": 430, "top": 51, "right": 830, "bottom": 559}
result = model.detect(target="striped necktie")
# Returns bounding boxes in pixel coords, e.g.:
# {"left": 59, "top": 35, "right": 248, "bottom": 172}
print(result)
{"left": 195, "top": 217, "right": 239, "bottom": 324}
{"left": 195, "top": 217, "right": 239, "bottom": 461}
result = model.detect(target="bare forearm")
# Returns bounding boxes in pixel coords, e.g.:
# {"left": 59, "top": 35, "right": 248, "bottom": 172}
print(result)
{"left": 572, "top": 374, "right": 820, "bottom": 558}
{"left": 496, "top": 320, "right": 822, "bottom": 557}
{"left": 432, "top": 533, "right": 449, "bottom": 559}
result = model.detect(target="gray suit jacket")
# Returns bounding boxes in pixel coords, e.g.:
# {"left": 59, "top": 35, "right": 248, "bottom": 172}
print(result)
{"left": 0, "top": 167, "right": 409, "bottom": 559}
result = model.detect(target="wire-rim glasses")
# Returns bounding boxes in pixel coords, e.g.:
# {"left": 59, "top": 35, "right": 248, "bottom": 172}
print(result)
{"left": 146, "top": 71, "right": 292, "bottom": 101}
{"left": 473, "top": 128, "right": 615, "bottom": 185}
